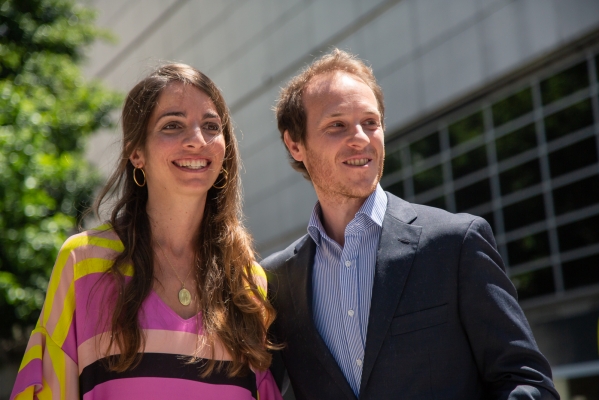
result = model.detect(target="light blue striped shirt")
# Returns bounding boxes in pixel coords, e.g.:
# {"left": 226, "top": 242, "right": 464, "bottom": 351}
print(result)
{"left": 308, "top": 184, "right": 387, "bottom": 396}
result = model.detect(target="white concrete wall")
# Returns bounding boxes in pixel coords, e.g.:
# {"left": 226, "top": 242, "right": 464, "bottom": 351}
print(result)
{"left": 82, "top": 0, "right": 599, "bottom": 255}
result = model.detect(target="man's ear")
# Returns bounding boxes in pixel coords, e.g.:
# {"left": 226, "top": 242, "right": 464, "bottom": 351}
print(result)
{"left": 283, "top": 130, "right": 304, "bottom": 162}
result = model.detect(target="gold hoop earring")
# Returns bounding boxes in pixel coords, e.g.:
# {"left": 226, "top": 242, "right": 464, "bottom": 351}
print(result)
{"left": 133, "top": 166, "right": 146, "bottom": 187}
{"left": 213, "top": 168, "right": 228, "bottom": 190}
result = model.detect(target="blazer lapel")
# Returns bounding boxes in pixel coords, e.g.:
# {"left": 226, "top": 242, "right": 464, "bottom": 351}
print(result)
{"left": 285, "top": 236, "right": 357, "bottom": 400}
{"left": 359, "top": 194, "right": 422, "bottom": 395}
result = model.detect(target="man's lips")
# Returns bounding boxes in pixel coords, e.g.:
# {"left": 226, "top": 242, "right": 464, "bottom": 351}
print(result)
{"left": 343, "top": 158, "right": 371, "bottom": 166}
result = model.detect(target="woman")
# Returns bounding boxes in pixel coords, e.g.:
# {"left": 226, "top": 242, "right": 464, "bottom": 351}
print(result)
{"left": 11, "top": 64, "right": 282, "bottom": 400}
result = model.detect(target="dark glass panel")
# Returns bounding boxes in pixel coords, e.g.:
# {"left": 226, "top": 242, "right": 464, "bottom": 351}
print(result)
{"left": 507, "top": 231, "right": 550, "bottom": 266}
{"left": 492, "top": 88, "right": 533, "bottom": 126}
{"left": 480, "top": 212, "right": 495, "bottom": 234}
{"left": 557, "top": 214, "right": 599, "bottom": 252}
{"left": 503, "top": 195, "right": 546, "bottom": 231}
{"left": 455, "top": 179, "right": 491, "bottom": 212}
{"left": 548, "top": 137, "right": 598, "bottom": 178}
{"left": 384, "top": 148, "right": 402, "bottom": 175}
{"left": 540, "top": 61, "right": 589, "bottom": 105}
{"left": 562, "top": 253, "right": 599, "bottom": 290}
{"left": 451, "top": 146, "right": 488, "bottom": 179}
{"left": 511, "top": 267, "right": 555, "bottom": 300}
{"left": 553, "top": 175, "right": 599, "bottom": 215}
{"left": 499, "top": 160, "right": 542, "bottom": 195}
{"left": 410, "top": 132, "right": 440, "bottom": 164}
{"left": 544, "top": 99, "right": 593, "bottom": 141}
{"left": 448, "top": 111, "right": 484, "bottom": 146}
{"left": 495, "top": 124, "right": 537, "bottom": 161}
{"left": 424, "top": 196, "right": 446, "bottom": 210}
{"left": 386, "top": 180, "right": 404, "bottom": 198}
{"left": 413, "top": 165, "right": 443, "bottom": 194}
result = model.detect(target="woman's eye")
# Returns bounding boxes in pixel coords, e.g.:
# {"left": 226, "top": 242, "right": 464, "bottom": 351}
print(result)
{"left": 163, "top": 122, "right": 180, "bottom": 130}
{"left": 204, "top": 123, "right": 221, "bottom": 132}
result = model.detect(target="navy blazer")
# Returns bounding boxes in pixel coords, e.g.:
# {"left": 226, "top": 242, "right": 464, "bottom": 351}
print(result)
{"left": 262, "top": 192, "right": 559, "bottom": 400}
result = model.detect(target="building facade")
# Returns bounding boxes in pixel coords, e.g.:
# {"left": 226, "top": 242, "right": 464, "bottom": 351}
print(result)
{"left": 81, "top": 0, "right": 599, "bottom": 398}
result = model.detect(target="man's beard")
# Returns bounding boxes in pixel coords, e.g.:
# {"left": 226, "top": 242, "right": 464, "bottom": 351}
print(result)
{"left": 304, "top": 147, "right": 383, "bottom": 201}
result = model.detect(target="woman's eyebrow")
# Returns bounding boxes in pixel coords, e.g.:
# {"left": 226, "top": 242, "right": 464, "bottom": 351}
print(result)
{"left": 203, "top": 111, "right": 220, "bottom": 120}
{"left": 156, "top": 111, "right": 186, "bottom": 121}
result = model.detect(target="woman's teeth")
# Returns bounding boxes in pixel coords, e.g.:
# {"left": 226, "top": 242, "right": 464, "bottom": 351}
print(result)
{"left": 175, "top": 160, "right": 208, "bottom": 169}
{"left": 345, "top": 158, "right": 369, "bottom": 166}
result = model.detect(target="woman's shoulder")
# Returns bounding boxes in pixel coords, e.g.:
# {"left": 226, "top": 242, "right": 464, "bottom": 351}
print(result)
{"left": 61, "top": 223, "right": 123, "bottom": 255}
{"left": 55, "top": 224, "right": 125, "bottom": 277}
{"left": 249, "top": 262, "right": 267, "bottom": 299}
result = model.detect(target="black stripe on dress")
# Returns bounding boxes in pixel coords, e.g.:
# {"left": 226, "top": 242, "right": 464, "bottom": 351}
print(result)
{"left": 79, "top": 353, "right": 257, "bottom": 399}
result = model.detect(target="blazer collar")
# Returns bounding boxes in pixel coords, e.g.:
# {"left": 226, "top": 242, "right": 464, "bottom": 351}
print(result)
{"left": 285, "top": 235, "right": 358, "bottom": 400}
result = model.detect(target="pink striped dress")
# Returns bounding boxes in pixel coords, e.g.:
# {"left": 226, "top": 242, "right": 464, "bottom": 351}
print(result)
{"left": 10, "top": 225, "right": 282, "bottom": 400}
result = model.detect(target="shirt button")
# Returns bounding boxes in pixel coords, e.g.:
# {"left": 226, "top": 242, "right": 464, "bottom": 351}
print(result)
{"left": 348, "top": 309, "right": 354, "bottom": 317}
{"left": 345, "top": 260, "right": 351, "bottom": 267}
{"left": 356, "top": 359, "right": 363, "bottom": 367}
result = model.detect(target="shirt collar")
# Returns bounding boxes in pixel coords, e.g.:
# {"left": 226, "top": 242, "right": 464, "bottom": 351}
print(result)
{"left": 307, "top": 184, "right": 387, "bottom": 246}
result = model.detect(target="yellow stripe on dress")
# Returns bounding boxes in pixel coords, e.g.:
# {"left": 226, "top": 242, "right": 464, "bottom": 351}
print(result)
{"left": 18, "top": 344, "right": 42, "bottom": 372}
{"left": 47, "top": 334, "right": 67, "bottom": 400}
{"left": 51, "top": 258, "right": 133, "bottom": 348}
{"left": 13, "top": 385, "right": 34, "bottom": 400}
{"left": 42, "top": 232, "right": 124, "bottom": 329}
{"left": 250, "top": 263, "right": 267, "bottom": 300}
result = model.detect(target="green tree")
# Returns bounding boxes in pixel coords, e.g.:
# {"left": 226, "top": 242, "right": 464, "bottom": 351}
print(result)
{"left": 0, "top": 0, "right": 121, "bottom": 340}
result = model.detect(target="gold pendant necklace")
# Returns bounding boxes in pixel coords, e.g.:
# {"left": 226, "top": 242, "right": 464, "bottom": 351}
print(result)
{"left": 156, "top": 241, "right": 194, "bottom": 306}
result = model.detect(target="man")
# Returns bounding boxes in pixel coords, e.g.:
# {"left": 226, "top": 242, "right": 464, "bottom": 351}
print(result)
{"left": 261, "top": 49, "right": 559, "bottom": 400}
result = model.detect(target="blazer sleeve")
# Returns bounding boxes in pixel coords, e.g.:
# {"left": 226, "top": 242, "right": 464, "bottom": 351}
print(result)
{"left": 457, "top": 217, "right": 560, "bottom": 400}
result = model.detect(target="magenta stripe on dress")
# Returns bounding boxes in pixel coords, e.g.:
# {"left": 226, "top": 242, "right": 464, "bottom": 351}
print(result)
{"left": 10, "top": 359, "right": 42, "bottom": 399}
{"left": 82, "top": 377, "right": 255, "bottom": 400}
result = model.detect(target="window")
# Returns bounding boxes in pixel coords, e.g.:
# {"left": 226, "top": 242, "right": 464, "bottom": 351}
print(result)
{"left": 382, "top": 49, "right": 599, "bottom": 301}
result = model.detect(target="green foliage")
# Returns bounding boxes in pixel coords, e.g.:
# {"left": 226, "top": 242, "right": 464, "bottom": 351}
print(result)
{"left": 0, "top": 0, "right": 121, "bottom": 338}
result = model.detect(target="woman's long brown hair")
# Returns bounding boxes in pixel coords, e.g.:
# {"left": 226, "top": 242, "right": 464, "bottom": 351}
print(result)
{"left": 93, "top": 63, "right": 277, "bottom": 376}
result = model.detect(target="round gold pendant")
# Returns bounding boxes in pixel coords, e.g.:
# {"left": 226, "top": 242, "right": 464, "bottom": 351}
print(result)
{"left": 178, "top": 288, "right": 192, "bottom": 306}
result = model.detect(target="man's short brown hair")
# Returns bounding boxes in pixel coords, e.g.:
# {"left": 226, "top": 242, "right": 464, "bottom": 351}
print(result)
{"left": 274, "top": 48, "right": 385, "bottom": 180}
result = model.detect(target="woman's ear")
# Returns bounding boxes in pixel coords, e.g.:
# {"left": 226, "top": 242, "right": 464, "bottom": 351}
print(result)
{"left": 129, "top": 146, "right": 145, "bottom": 169}
{"left": 283, "top": 130, "right": 305, "bottom": 162}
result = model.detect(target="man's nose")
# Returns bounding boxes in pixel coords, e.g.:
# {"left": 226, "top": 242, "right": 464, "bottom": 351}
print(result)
{"left": 348, "top": 124, "right": 369, "bottom": 146}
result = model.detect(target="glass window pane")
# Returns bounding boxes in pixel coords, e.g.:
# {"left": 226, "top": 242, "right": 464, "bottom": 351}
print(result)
{"left": 507, "top": 231, "right": 550, "bottom": 266}
{"left": 424, "top": 196, "right": 446, "bottom": 209}
{"left": 410, "top": 132, "right": 440, "bottom": 164}
{"left": 495, "top": 124, "right": 537, "bottom": 161}
{"left": 544, "top": 99, "right": 593, "bottom": 142}
{"left": 511, "top": 267, "right": 555, "bottom": 301}
{"left": 499, "top": 159, "right": 542, "bottom": 195}
{"left": 562, "top": 253, "right": 599, "bottom": 290}
{"left": 503, "top": 195, "right": 546, "bottom": 231}
{"left": 557, "top": 214, "right": 599, "bottom": 252}
{"left": 451, "top": 146, "right": 488, "bottom": 179}
{"left": 553, "top": 175, "right": 599, "bottom": 215}
{"left": 492, "top": 88, "right": 533, "bottom": 126}
{"left": 540, "top": 61, "right": 589, "bottom": 105}
{"left": 455, "top": 179, "right": 492, "bottom": 211}
{"left": 413, "top": 165, "right": 443, "bottom": 194}
{"left": 386, "top": 180, "right": 404, "bottom": 198}
{"left": 548, "top": 136, "right": 598, "bottom": 178}
{"left": 384, "top": 148, "right": 402, "bottom": 175}
{"left": 448, "top": 111, "right": 484, "bottom": 146}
